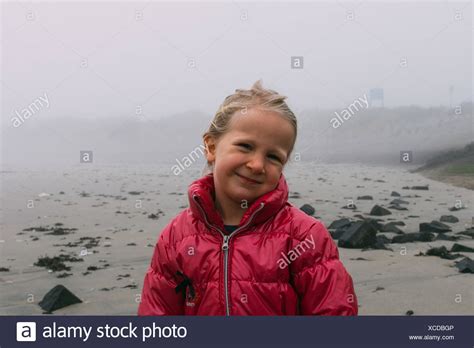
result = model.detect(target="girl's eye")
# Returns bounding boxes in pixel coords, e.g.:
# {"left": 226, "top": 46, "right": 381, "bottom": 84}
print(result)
{"left": 237, "top": 143, "right": 282, "bottom": 163}
{"left": 268, "top": 154, "right": 282, "bottom": 162}
{"left": 237, "top": 143, "right": 251, "bottom": 149}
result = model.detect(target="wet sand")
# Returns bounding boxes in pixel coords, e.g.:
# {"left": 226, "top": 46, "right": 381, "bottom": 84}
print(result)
{"left": 1, "top": 162, "right": 472, "bottom": 315}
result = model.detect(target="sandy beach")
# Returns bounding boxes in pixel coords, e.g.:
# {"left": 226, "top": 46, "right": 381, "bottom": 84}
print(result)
{"left": 0, "top": 162, "right": 472, "bottom": 315}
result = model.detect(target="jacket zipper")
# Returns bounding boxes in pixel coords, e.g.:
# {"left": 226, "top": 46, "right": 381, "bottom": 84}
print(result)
{"left": 192, "top": 195, "right": 265, "bottom": 316}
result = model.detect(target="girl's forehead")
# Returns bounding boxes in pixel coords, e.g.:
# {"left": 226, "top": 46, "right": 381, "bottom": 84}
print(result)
{"left": 225, "top": 109, "right": 295, "bottom": 148}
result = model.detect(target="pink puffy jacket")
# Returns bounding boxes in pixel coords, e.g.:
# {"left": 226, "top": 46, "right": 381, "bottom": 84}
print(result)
{"left": 138, "top": 173, "right": 358, "bottom": 315}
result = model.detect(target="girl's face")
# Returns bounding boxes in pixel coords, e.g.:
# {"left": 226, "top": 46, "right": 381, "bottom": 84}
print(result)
{"left": 205, "top": 108, "right": 295, "bottom": 207}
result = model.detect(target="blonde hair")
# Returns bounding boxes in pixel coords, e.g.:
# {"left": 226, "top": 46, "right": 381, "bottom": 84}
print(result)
{"left": 202, "top": 80, "right": 297, "bottom": 175}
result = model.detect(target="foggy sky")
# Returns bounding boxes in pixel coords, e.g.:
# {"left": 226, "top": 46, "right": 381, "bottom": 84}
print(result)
{"left": 2, "top": 1, "right": 472, "bottom": 121}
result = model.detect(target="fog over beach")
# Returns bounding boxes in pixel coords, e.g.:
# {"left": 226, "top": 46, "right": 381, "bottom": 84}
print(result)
{"left": 1, "top": 1, "right": 472, "bottom": 315}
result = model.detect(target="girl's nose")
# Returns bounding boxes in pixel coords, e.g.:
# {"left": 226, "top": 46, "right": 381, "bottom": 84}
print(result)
{"left": 246, "top": 155, "right": 265, "bottom": 174}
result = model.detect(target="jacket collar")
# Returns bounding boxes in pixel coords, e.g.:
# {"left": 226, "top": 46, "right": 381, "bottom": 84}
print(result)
{"left": 188, "top": 172, "right": 289, "bottom": 232}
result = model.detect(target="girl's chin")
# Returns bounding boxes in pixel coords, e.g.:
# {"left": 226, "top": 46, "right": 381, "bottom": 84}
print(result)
{"left": 228, "top": 186, "right": 258, "bottom": 202}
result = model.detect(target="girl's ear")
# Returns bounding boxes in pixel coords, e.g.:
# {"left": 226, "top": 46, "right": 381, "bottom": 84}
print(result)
{"left": 203, "top": 135, "right": 217, "bottom": 163}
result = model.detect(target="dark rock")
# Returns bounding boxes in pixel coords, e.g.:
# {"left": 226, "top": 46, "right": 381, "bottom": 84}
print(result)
{"left": 391, "top": 232, "right": 435, "bottom": 243}
{"left": 352, "top": 215, "right": 384, "bottom": 231}
{"left": 451, "top": 243, "right": 474, "bottom": 253}
{"left": 457, "top": 229, "right": 474, "bottom": 239}
{"left": 299, "top": 204, "right": 315, "bottom": 216}
{"left": 357, "top": 195, "right": 373, "bottom": 200}
{"left": 402, "top": 186, "right": 410, "bottom": 190}
{"left": 390, "top": 191, "right": 401, "bottom": 197}
{"left": 454, "top": 257, "right": 474, "bottom": 273}
{"left": 0, "top": 267, "right": 10, "bottom": 272}
{"left": 330, "top": 220, "right": 356, "bottom": 240}
{"left": 390, "top": 199, "right": 409, "bottom": 205}
{"left": 363, "top": 235, "right": 393, "bottom": 251}
{"left": 406, "top": 310, "right": 414, "bottom": 316}
{"left": 381, "top": 222, "right": 404, "bottom": 234}
{"left": 411, "top": 185, "right": 429, "bottom": 190}
{"left": 369, "top": 205, "right": 391, "bottom": 216}
{"left": 364, "top": 218, "right": 384, "bottom": 232}
{"left": 425, "top": 246, "right": 456, "bottom": 259}
{"left": 388, "top": 204, "right": 408, "bottom": 211}
{"left": 38, "top": 285, "right": 82, "bottom": 313}
{"left": 363, "top": 239, "right": 392, "bottom": 251}
{"left": 376, "top": 235, "right": 391, "bottom": 244}
{"left": 338, "top": 221, "right": 377, "bottom": 248}
{"left": 328, "top": 218, "right": 352, "bottom": 230}
{"left": 440, "top": 215, "right": 459, "bottom": 223}
{"left": 419, "top": 221, "right": 452, "bottom": 233}
{"left": 435, "top": 234, "right": 459, "bottom": 241}
{"left": 341, "top": 204, "right": 357, "bottom": 210}
{"left": 331, "top": 228, "right": 350, "bottom": 240}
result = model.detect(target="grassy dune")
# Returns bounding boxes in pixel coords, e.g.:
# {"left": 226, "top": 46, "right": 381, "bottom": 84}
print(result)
{"left": 413, "top": 142, "right": 474, "bottom": 190}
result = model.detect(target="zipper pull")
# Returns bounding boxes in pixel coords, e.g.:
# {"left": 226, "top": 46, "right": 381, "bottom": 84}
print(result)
{"left": 222, "top": 235, "right": 229, "bottom": 251}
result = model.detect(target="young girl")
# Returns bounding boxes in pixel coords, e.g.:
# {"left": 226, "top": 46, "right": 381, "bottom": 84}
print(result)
{"left": 138, "top": 81, "right": 358, "bottom": 315}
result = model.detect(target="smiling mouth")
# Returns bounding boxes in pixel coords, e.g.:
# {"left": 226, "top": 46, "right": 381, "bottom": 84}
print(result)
{"left": 236, "top": 173, "right": 262, "bottom": 184}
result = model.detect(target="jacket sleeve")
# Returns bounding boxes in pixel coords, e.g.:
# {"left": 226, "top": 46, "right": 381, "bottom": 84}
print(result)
{"left": 137, "top": 222, "right": 184, "bottom": 315}
{"left": 290, "top": 220, "right": 358, "bottom": 315}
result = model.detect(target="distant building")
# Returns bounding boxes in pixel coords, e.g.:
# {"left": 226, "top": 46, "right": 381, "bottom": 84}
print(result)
{"left": 369, "top": 88, "right": 384, "bottom": 107}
